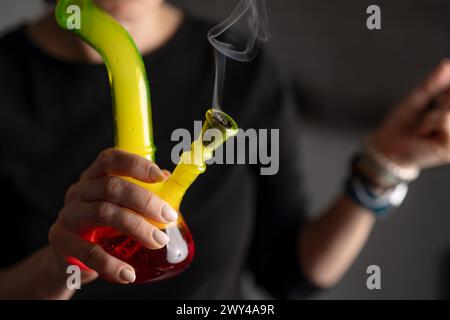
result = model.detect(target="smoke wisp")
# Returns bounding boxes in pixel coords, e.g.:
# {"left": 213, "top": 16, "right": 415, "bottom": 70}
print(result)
{"left": 208, "top": 0, "right": 270, "bottom": 109}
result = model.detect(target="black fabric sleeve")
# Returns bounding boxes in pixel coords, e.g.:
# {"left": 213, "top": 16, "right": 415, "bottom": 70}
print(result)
{"left": 0, "top": 174, "right": 38, "bottom": 268}
{"left": 246, "top": 58, "right": 319, "bottom": 299}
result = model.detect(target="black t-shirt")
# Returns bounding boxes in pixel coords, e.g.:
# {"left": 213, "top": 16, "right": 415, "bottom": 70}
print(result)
{"left": 0, "top": 15, "right": 314, "bottom": 299}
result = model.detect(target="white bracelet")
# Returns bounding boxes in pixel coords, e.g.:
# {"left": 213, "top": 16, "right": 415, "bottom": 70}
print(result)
{"left": 364, "top": 139, "right": 420, "bottom": 182}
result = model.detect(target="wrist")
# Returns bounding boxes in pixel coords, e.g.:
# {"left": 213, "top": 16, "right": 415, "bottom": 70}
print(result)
{"left": 344, "top": 170, "right": 409, "bottom": 218}
{"left": 358, "top": 136, "right": 420, "bottom": 188}
{"left": 34, "top": 246, "right": 75, "bottom": 299}
{"left": 0, "top": 246, "right": 75, "bottom": 299}
{"left": 371, "top": 133, "right": 421, "bottom": 178}
{"left": 344, "top": 137, "right": 418, "bottom": 218}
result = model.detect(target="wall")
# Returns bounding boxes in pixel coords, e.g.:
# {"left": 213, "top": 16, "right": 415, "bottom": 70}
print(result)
{"left": 1, "top": 0, "right": 449, "bottom": 299}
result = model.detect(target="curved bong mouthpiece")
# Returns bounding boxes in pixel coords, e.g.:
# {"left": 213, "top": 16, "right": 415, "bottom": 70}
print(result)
{"left": 56, "top": 0, "right": 156, "bottom": 160}
{"left": 55, "top": 0, "right": 238, "bottom": 282}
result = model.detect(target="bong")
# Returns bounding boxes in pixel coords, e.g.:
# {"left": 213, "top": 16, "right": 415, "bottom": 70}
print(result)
{"left": 55, "top": 0, "right": 239, "bottom": 283}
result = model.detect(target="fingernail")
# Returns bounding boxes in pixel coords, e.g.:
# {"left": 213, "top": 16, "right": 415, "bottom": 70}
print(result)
{"left": 153, "top": 229, "right": 170, "bottom": 246}
{"left": 161, "top": 204, "right": 178, "bottom": 222}
{"left": 119, "top": 268, "right": 136, "bottom": 283}
{"left": 149, "top": 165, "right": 166, "bottom": 181}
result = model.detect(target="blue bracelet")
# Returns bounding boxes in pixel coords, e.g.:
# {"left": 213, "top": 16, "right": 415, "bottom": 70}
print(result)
{"left": 345, "top": 175, "right": 392, "bottom": 217}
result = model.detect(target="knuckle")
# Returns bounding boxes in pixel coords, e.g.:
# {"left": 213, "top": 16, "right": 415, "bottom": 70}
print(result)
{"left": 132, "top": 216, "right": 149, "bottom": 236}
{"left": 48, "top": 223, "right": 69, "bottom": 253}
{"left": 104, "top": 176, "right": 123, "bottom": 197}
{"left": 95, "top": 202, "right": 115, "bottom": 223}
{"left": 143, "top": 191, "right": 155, "bottom": 212}
{"left": 80, "top": 169, "right": 93, "bottom": 180}
{"left": 129, "top": 155, "right": 141, "bottom": 171}
{"left": 65, "top": 184, "right": 79, "bottom": 203}
{"left": 97, "top": 148, "right": 115, "bottom": 166}
{"left": 58, "top": 205, "right": 70, "bottom": 219}
{"left": 57, "top": 206, "right": 74, "bottom": 227}
{"left": 81, "top": 243, "right": 100, "bottom": 265}
{"left": 48, "top": 224, "right": 60, "bottom": 247}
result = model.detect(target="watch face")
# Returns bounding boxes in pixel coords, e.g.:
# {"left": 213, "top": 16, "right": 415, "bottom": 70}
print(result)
{"left": 389, "top": 183, "right": 409, "bottom": 207}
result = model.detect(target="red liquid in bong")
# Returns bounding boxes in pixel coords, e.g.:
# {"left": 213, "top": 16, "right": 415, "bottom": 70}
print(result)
{"left": 91, "top": 220, "right": 194, "bottom": 283}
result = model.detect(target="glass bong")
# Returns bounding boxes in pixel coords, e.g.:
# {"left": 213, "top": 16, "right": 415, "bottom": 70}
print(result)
{"left": 55, "top": 0, "right": 239, "bottom": 283}
{"left": 88, "top": 110, "right": 237, "bottom": 283}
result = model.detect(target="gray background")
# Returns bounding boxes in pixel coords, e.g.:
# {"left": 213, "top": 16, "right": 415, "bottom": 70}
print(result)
{"left": 1, "top": 0, "right": 450, "bottom": 299}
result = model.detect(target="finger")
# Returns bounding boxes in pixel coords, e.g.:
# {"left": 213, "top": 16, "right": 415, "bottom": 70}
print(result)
{"left": 60, "top": 202, "right": 170, "bottom": 249}
{"left": 418, "top": 109, "right": 450, "bottom": 140}
{"left": 83, "top": 148, "right": 166, "bottom": 183}
{"left": 76, "top": 176, "right": 178, "bottom": 223}
{"left": 436, "top": 111, "right": 450, "bottom": 143}
{"left": 418, "top": 109, "right": 442, "bottom": 135}
{"left": 404, "top": 60, "right": 450, "bottom": 111}
{"left": 162, "top": 170, "right": 171, "bottom": 178}
{"left": 49, "top": 224, "right": 136, "bottom": 284}
{"left": 436, "top": 90, "right": 450, "bottom": 110}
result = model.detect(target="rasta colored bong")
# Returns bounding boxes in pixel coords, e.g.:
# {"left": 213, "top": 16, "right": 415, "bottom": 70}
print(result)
{"left": 55, "top": 0, "right": 238, "bottom": 283}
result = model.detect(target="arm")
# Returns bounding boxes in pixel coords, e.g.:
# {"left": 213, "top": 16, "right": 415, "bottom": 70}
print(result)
{"left": 299, "top": 60, "right": 450, "bottom": 288}
{"left": 0, "top": 246, "right": 77, "bottom": 300}
{"left": 299, "top": 197, "right": 375, "bottom": 288}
